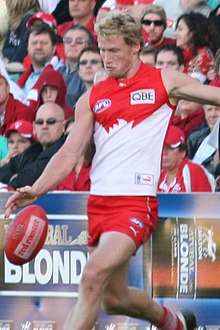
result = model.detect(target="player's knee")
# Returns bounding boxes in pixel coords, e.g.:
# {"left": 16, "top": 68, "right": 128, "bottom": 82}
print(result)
{"left": 81, "top": 264, "right": 107, "bottom": 295}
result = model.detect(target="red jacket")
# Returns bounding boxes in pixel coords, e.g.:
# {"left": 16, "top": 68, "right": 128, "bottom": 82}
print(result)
{"left": 158, "top": 158, "right": 215, "bottom": 192}
{"left": 27, "top": 67, "right": 74, "bottom": 119}
{"left": 0, "top": 94, "right": 35, "bottom": 136}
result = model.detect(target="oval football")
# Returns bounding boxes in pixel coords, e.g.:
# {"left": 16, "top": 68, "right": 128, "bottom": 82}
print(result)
{"left": 4, "top": 205, "right": 48, "bottom": 265}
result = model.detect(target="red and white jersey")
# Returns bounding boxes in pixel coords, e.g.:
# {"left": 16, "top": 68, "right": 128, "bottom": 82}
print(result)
{"left": 158, "top": 158, "right": 215, "bottom": 193}
{"left": 89, "top": 62, "right": 175, "bottom": 196}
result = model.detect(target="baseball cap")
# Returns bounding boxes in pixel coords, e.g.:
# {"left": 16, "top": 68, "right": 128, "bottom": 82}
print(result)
{"left": 165, "top": 125, "right": 186, "bottom": 148}
{"left": 5, "top": 120, "right": 34, "bottom": 139}
{"left": 27, "top": 11, "right": 57, "bottom": 29}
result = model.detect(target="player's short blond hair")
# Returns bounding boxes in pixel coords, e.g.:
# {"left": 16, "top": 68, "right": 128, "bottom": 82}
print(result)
{"left": 95, "top": 11, "right": 144, "bottom": 48}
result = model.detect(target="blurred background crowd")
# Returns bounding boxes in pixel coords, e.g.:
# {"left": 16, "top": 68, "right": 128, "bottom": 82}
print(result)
{"left": 0, "top": 0, "right": 220, "bottom": 193}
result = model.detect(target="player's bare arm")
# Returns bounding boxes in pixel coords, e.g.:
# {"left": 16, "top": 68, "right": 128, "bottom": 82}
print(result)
{"left": 5, "top": 91, "right": 94, "bottom": 216}
{"left": 162, "top": 68, "right": 220, "bottom": 106}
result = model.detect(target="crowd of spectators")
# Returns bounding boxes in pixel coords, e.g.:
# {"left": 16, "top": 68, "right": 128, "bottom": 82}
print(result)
{"left": 0, "top": 0, "right": 220, "bottom": 192}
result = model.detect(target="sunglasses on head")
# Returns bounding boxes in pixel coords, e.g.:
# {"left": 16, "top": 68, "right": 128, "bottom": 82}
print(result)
{"left": 79, "top": 59, "right": 101, "bottom": 66}
{"left": 141, "top": 19, "right": 164, "bottom": 26}
{"left": 34, "top": 118, "right": 63, "bottom": 125}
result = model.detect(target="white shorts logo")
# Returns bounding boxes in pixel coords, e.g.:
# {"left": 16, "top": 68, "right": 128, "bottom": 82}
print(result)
{"left": 135, "top": 173, "right": 154, "bottom": 185}
{"left": 130, "top": 89, "right": 155, "bottom": 104}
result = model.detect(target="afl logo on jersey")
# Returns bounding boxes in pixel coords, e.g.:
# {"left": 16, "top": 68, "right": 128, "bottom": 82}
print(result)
{"left": 130, "top": 89, "right": 155, "bottom": 105}
{"left": 94, "top": 99, "right": 111, "bottom": 113}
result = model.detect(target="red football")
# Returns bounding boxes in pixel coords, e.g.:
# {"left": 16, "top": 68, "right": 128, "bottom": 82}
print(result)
{"left": 4, "top": 205, "right": 48, "bottom": 265}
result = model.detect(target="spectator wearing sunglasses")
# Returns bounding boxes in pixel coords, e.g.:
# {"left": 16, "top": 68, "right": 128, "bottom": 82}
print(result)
{"left": 141, "top": 4, "right": 175, "bottom": 49}
{"left": 77, "top": 46, "right": 103, "bottom": 90}
{"left": 0, "top": 102, "right": 66, "bottom": 191}
{"left": 58, "top": 25, "right": 95, "bottom": 108}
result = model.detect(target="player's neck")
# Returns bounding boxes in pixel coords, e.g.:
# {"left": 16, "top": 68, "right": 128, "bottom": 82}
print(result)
{"left": 118, "top": 58, "right": 141, "bottom": 81}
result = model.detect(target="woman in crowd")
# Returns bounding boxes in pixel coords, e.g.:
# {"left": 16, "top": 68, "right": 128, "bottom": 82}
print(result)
{"left": 2, "top": 0, "right": 40, "bottom": 71}
{"left": 175, "top": 12, "right": 220, "bottom": 83}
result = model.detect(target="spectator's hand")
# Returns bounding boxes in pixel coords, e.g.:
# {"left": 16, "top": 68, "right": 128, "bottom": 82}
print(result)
{"left": 5, "top": 186, "right": 38, "bottom": 218}
{"left": 1, "top": 150, "right": 20, "bottom": 166}
{"left": 206, "top": 63, "right": 216, "bottom": 81}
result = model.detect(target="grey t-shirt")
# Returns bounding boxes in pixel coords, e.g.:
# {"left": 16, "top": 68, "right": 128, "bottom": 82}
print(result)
{"left": 58, "top": 64, "right": 86, "bottom": 108}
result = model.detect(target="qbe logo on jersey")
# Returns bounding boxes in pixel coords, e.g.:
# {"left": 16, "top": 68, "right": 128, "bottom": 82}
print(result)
{"left": 130, "top": 89, "right": 155, "bottom": 105}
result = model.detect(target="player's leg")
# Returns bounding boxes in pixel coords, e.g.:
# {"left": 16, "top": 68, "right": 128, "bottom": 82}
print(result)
{"left": 102, "top": 260, "right": 197, "bottom": 330}
{"left": 102, "top": 258, "right": 164, "bottom": 323}
{"left": 63, "top": 231, "right": 137, "bottom": 330}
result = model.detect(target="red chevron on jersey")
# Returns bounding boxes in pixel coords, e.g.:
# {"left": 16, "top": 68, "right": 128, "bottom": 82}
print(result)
{"left": 90, "top": 63, "right": 174, "bottom": 134}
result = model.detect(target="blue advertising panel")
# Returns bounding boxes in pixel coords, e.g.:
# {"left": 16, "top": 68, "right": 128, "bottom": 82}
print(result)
{"left": 0, "top": 192, "right": 220, "bottom": 330}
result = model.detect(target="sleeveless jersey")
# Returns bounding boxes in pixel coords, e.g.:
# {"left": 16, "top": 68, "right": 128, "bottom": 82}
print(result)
{"left": 89, "top": 63, "right": 175, "bottom": 196}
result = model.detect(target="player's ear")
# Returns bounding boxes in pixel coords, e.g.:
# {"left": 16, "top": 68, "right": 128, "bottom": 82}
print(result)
{"left": 131, "top": 42, "right": 141, "bottom": 55}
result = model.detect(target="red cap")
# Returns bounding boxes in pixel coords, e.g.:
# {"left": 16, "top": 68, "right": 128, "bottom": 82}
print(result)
{"left": 5, "top": 120, "right": 34, "bottom": 139}
{"left": 165, "top": 125, "right": 185, "bottom": 148}
{"left": 27, "top": 11, "right": 57, "bottom": 29}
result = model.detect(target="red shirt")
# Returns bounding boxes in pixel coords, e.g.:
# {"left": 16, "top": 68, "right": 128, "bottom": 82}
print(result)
{"left": 143, "top": 30, "right": 176, "bottom": 49}
{"left": 158, "top": 158, "right": 214, "bottom": 192}
{"left": 0, "top": 94, "right": 35, "bottom": 136}
{"left": 183, "top": 47, "right": 214, "bottom": 79}
{"left": 54, "top": 165, "right": 91, "bottom": 191}
{"left": 57, "top": 16, "right": 97, "bottom": 42}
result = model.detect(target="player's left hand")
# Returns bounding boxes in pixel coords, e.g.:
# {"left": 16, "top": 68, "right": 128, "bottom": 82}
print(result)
{"left": 5, "top": 186, "right": 38, "bottom": 218}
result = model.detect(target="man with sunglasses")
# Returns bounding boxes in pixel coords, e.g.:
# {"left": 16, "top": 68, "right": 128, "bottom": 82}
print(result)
{"left": 58, "top": 25, "right": 95, "bottom": 107}
{"left": 77, "top": 46, "right": 103, "bottom": 90}
{"left": 0, "top": 102, "right": 65, "bottom": 191}
{"left": 6, "top": 11, "right": 220, "bottom": 330}
{"left": 141, "top": 4, "right": 175, "bottom": 49}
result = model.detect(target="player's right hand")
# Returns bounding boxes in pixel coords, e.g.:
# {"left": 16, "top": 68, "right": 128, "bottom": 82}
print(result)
{"left": 5, "top": 186, "right": 38, "bottom": 218}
